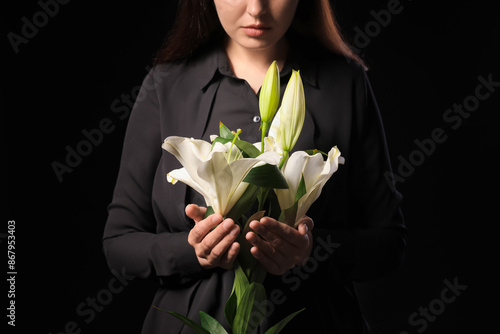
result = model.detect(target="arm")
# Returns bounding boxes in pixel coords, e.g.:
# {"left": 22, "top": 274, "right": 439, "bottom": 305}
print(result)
{"left": 102, "top": 68, "right": 204, "bottom": 283}
{"left": 315, "top": 69, "right": 406, "bottom": 282}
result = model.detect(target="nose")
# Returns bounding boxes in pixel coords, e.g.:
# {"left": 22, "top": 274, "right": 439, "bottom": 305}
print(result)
{"left": 247, "top": 0, "right": 267, "bottom": 18}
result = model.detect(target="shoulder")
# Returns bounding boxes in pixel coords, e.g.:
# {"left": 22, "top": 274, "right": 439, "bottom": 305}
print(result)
{"left": 147, "top": 45, "right": 219, "bottom": 91}
{"left": 288, "top": 31, "right": 365, "bottom": 88}
{"left": 304, "top": 44, "right": 366, "bottom": 87}
{"left": 146, "top": 60, "right": 189, "bottom": 87}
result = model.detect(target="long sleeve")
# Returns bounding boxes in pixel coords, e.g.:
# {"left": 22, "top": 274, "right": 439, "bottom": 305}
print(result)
{"left": 102, "top": 68, "right": 204, "bottom": 282}
{"left": 310, "top": 66, "right": 406, "bottom": 282}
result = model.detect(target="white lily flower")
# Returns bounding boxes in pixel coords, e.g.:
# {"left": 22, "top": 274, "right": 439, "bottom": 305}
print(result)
{"left": 162, "top": 136, "right": 280, "bottom": 216}
{"left": 274, "top": 146, "right": 345, "bottom": 227}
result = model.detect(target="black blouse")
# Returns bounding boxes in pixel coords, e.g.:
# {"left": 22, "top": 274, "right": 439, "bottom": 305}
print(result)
{"left": 103, "top": 39, "right": 406, "bottom": 334}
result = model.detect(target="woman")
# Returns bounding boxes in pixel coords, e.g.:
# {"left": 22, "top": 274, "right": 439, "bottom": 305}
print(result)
{"left": 103, "top": 0, "right": 406, "bottom": 333}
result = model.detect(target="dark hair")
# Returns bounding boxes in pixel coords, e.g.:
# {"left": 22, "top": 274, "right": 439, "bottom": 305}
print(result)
{"left": 154, "top": 0, "right": 365, "bottom": 68}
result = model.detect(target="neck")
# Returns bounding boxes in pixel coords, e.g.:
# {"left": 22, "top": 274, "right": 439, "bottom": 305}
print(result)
{"left": 225, "top": 37, "right": 288, "bottom": 74}
{"left": 224, "top": 37, "right": 289, "bottom": 93}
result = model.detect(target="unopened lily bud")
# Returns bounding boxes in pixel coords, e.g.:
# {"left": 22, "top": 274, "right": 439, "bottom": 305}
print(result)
{"left": 259, "top": 60, "right": 280, "bottom": 124}
{"left": 279, "top": 70, "right": 305, "bottom": 153}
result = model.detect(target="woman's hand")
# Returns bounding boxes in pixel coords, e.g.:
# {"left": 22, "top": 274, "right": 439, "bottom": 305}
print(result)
{"left": 185, "top": 204, "right": 240, "bottom": 270}
{"left": 245, "top": 216, "right": 314, "bottom": 275}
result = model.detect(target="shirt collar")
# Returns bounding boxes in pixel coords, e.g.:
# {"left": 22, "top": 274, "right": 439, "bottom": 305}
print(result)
{"left": 191, "top": 44, "right": 220, "bottom": 91}
{"left": 194, "top": 41, "right": 318, "bottom": 91}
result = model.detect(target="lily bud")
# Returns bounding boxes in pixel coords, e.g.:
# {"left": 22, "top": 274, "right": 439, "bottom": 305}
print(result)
{"left": 259, "top": 60, "right": 280, "bottom": 124}
{"left": 279, "top": 70, "right": 305, "bottom": 153}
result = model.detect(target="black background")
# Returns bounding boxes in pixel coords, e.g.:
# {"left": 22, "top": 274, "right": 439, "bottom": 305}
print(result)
{"left": 3, "top": 0, "right": 499, "bottom": 333}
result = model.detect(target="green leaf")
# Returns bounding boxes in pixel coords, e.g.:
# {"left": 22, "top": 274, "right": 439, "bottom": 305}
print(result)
{"left": 203, "top": 206, "right": 215, "bottom": 219}
{"left": 233, "top": 264, "right": 250, "bottom": 309}
{"left": 209, "top": 137, "right": 260, "bottom": 159}
{"left": 224, "top": 260, "right": 267, "bottom": 334}
{"left": 279, "top": 200, "right": 297, "bottom": 227}
{"left": 233, "top": 282, "right": 267, "bottom": 334}
{"left": 257, "top": 187, "right": 270, "bottom": 212}
{"left": 237, "top": 247, "right": 265, "bottom": 286}
{"left": 200, "top": 311, "right": 229, "bottom": 334}
{"left": 264, "top": 308, "right": 305, "bottom": 334}
{"left": 225, "top": 184, "right": 259, "bottom": 222}
{"left": 295, "top": 174, "right": 307, "bottom": 203}
{"left": 242, "top": 211, "right": 266, "bottom": 235}
{"left": 212, "top": 136, "right": 231, "bottom": 146}
{"left": 304, "top": 149, "right": 327, "bottom": 157}
{"left": 219, "top": 122, "right": 234, "bottom": 140}
{"left": 224, "top": 289, "right": 237, "bottom": 328}
{"left": 234, "top": 139, "right": 261, "bottom": 158}
{"left": 265, "top": 190, "right": 282, "bottom": 221}
{"left": 153, "top": 307, "right": 210, "bottom": 334}
{"left": 243, "top": 164, "right": 288, "bottom": 189}
{"left": 225, "top": 262, "right": 255, "bottom": 328}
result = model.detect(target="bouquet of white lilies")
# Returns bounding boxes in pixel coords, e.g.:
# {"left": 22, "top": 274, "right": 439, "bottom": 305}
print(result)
{"left": 159, "top": 62, "right": 344, "bottom": 334}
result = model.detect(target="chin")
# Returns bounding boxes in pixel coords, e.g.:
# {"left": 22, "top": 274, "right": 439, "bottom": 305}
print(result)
{"left": 237, "top": 36, "right": 281, "bottom": 51}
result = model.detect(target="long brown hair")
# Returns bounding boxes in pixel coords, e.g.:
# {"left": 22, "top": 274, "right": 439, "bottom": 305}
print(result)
{"left": 154, "top": 0, "right": 365, "bottom": 68}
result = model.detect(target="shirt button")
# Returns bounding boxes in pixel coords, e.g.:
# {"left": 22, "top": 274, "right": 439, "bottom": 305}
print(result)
{"left": 253, "top": 116, "right": 261, "bottom": 123}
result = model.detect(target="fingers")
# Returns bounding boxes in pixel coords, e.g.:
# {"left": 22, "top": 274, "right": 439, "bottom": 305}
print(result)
{"left": 219, "top": 242, "right": 241, "bottom": 269}
{"left": 188, "top": 213, "right": 241, "bottom": 269}
{"left": 199, "top": 219, "right": 240, "bottom": 259}
{"left": 246, "top": 229, "right": 293, "bottom": 276}
{"left": 249, "top": 245, "right": 284, "bottom": 276}
{"left": 185, "top": 204, "right": 207, "bottom": 224}
{"left": 249, "top": 217, "right": 306, "bottom": 251}
{"left": 297, "top": 216, "right": 314, "bottom": 236}
{"left": 188, "top": 214, "right": 223, "bottom": 245}
{"left": 246, "top": 216, "right": 314, "bottom": 275}
{"left": 186, "top": 207, "right": 314, "bottom": 272}
{"left": 246, "top": 227, "right": 296, "bottom": 274}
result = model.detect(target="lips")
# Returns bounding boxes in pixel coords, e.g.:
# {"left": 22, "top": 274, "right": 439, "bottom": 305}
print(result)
{"left": 242, "top": 24, "right": 271, "bottom": 37}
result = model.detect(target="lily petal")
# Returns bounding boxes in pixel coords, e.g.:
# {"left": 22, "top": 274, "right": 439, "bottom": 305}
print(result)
{"left": 162, "top": 137, "right": 213, "bottom": 185}
{"left": 197, "top": 151, "right": 234, "bottom": 215}
{"left": 167, "top": 167, "right": 215, "bottom": 209}
{"left": 275, "top": 146, "right": 344, "bottom": 226}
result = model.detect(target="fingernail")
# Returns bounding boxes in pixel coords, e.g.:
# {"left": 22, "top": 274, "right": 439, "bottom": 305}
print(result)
{"left": 212, "top": 215, "right": 222, "bottom": 224}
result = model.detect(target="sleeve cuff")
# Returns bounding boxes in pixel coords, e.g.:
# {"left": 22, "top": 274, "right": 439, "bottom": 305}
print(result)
{"left": 150, "top": 231, "right": 205, "bottom": 280}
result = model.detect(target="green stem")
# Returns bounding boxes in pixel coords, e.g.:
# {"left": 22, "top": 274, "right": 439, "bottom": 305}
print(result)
{"left": 260, "top": 122, "right": 270, "bottom": 154}
{"left": 228, "top": 129, "right": 242, "bottom": 162}
{"left": 279, "top": 150, "right": 289, "bottom": 169}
